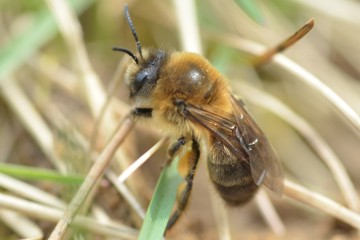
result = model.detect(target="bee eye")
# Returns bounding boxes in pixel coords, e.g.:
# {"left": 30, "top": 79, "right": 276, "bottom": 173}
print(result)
{"left": 133, "top": 70, "right": 148, "bottom": 93}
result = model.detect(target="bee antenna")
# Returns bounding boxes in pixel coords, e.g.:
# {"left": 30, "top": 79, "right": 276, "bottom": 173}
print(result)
{"left": 124, "top": 5, "right": 143, "bottom": 59}
{"left": 112, "top": 47, "right": 139, "bottom": 64}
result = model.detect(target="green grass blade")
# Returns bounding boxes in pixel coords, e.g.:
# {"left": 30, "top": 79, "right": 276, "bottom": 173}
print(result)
{"left": 233, "top": 0, "right": 265, "bottom": 25}
{"left": 0, "top": 163, "right": 83, "bottom": 184}
{"left": 0, "top": 0, "right": 94, "bottom": 81}
{"left": 210, "top": 46, "right": 234, "bottom": 74}
{"left": 139, "top": 156, "right": 182, "bottom": 240}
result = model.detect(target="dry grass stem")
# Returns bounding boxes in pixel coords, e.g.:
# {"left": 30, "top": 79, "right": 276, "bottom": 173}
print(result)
{"left": 0, "top": 123, "right": 17, "bottom": 163}
{"left": 254, "top": 18, "right": 314, "bottom": 67}
{"left": 45, "top": 1, "right": 141, "bottom": 198}
{"left": 0, "top": 173, "right": 65, "bottom": 208}
{"left": 45, "top": 0, "right": 136, "bottom": 181}
{"left": 255, "top": 190, "right": 286, "bottom": 236}
{"left": 209, "top": 187, "right": 232, "bottom": 240}
{"left": 41, "top": 100, "right": 147, "bottom": 228}
{"left": 45, "top": 0, "right": 106, "bottom": 118}
{"left": 117, "top": 137, "right": 167, "bottom": 183}
{"left": 0, "top": 209, "right": 43, "bottom": 239}
{"left": 43, "top": 104, "right": 146, "bottom": 221}
{"left": 44, "top": 2, "right": 146, "bottom": 236}
{"left": 273, "top": 54, "right": 360, "bottom": 137}
{"left": 236, "top": 82, "right": 360, "bottom": 212}
{"left": 90, "top": 205, "right": 127, "bottom": 240}
{"left": 216, "top": 34, "right": 360, "bottom": 136}
{"left": 48, "top": 116, "right": 134, "bottom": 240}
{"left": 107, "top": 171, "right": 146, "bottom": 219}
{"left": 284, "top": 179, "right": 360, "bottom": 230}
{"left": 89, "top": 57, "right": 132, "bottom": 154}
{"left": 27, "top": 56, "right": 77, "bottom": 94}
{"left": 0, "top": 78, "right": 66, "bottom": 172}
{"left": 0, "top": 193, "right": 137, "bottom": 239}
{"left": 172, "top": 0, "right": 202, "bottom": 54}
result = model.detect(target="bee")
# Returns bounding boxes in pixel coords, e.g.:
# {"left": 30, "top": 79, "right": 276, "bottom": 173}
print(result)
{"left": 114, "top": 5, "right": 284, "bottom": 230}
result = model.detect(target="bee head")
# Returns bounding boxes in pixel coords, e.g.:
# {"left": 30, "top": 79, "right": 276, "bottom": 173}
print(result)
{"left": 113, "top": 5, "right": 169, "bottom": 98}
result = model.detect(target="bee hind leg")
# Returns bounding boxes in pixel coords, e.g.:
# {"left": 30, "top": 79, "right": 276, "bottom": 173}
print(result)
{"left": 166, "top": 139, "right": 200, "bottom": 230}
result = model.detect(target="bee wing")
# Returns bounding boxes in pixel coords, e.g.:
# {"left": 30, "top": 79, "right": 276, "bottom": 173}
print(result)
{"left": 229, "top": 96, "right": 283, "bottom": 194}
{"left": 185, "top": 96, "right": 283, "bottom": 195}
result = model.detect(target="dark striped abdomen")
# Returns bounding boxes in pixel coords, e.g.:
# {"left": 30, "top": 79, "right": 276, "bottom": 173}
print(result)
{"left": 207, "top": 151, "right": 259, "bottom": 206}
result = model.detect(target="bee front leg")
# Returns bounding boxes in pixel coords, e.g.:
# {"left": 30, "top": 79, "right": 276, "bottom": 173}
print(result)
{"left": 131, "top": 108, "right": 152, "bottom": 118}
{"left": 166, "top": 139, "right": 200, "bottom": 231}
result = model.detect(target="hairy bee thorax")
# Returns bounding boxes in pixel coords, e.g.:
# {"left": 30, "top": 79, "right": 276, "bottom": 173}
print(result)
{"left": 126, "top": 49, "right": 233, "bottom": 137}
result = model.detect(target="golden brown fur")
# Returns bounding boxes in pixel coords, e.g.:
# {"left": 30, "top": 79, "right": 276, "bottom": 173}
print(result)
{"left": 125, "top": 50, "right": 232, "bottom": 138}
{"left": 124, "top": 48, "right": 283, "bottom": 230}
{"left": 118, "top": 5, "right": 282, "bottom": 232}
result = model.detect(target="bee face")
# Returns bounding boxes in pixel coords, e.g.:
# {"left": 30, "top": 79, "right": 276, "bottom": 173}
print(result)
{"left": 125, "top": 49, "right": 168, "bottom": 98}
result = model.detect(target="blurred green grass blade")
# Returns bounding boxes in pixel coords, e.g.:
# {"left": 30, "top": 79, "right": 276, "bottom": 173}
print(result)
{"left": 233, "top": 0, "right": 265, "bottom": 24}
{"left": 139, "top": 156, "right": 182, "bottom": 240}
{"left": 0, "top": 163, "right": 83, "bottom": 184}
{"left": 0, "top": 0, "right": 94, "bottom": 81}
{"left": 210, "top": 46, "right": 234, "bottom": 74}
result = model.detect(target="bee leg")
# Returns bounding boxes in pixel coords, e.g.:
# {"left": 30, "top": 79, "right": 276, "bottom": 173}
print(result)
{"left": 164, "top": 137, "right": 187, "bottom": 166}
{"left": 131, "top": 108, "right": 152, "bottom": 118}
{"left": 168, "top": 137, "right": 187, "bottom": 157}
{"left": 166, "top": 139, "right": 200, "bottom": 230}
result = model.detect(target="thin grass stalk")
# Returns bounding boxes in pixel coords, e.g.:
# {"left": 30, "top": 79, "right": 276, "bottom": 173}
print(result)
{"left": 107, "top": 171, "right": 147, "bottom": 220}
{"left": 91, "top": 206, "right": 120, "bottom": 240}
{"left": 0, "top": 193, "right": 137, "bottom": 239}
{"left": 284, "top": 179, "right": 360, "bottom": 229}
{"left": 236, "top": 81, "right": 360, "bottom": 212}
{"left": 254, "top": 18, "right": 314, "bottom": 67}
{"left": 48, "top": 116, "right": 134, "bottom": 240}
{"left": 45, "top": 0, "right": 144, "bottom": 205}
{"left": 209, "top": 187, "right": 232, "bottom": 240}
{"left": 88, "top": 56, "right": 131, "bottom": 159}
{"left": 43, "top": 104, "right": 146, "bottom": 221}
{"left": 0, "top": 78, "right": 66, "bottom": 172}
{"left": 172, "top": 0, "right": 202, "bottom": 54}
{"left": 0, "top": 173, "right": 65, "bottom": 209}
{"left": 26, "top": 56, "right": 77, "bottom": 95}
{"left": 0, "top": 209, "right": 43, "bottom": 239}
{"left": 217, "top": 34, "right": 360, "bottom": 137}
{"left": 0, "top": 0, "right": 94, "bottom": 81}
{"left": 117, "top": 137, "right": 167, "bottom": 183}
{"left": 255, "top": 190, "right": 286, "bottom": 236}
{"left": 45, "top": 0, "right": 106, "bottom": 118}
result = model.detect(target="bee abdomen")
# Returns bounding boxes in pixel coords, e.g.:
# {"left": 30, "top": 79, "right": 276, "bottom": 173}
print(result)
{"left": 207, "top": 160, "right": 259, "bottom": 205}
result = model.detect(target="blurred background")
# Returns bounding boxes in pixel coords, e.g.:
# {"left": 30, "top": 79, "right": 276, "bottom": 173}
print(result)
{"left": 1, "top": 0, "right": 360, "bottom": 239}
